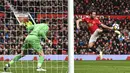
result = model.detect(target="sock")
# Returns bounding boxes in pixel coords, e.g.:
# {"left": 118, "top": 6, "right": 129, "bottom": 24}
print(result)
{"left": 91, "top": 48, "right": 96, "bottom": 52}
{"left": 37, "top": 56, "right": 44, "bottom": 68}
{"left": 114, "top": 30, "right": 121, "bottom": 35}
{"left": 99, "top": 51, "right": 103, "bottom": 60}
{"left": 9, "top": 60, "right": 14, "bottom": 65}
{"left": 86, "top": 47, "right": 92, "bottom": 52}
{"left": 9, "top": 54, "right": 22, "bottom": 65}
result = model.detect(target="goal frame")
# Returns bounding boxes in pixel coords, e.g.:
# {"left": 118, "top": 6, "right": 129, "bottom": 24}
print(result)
{"left": 68, "top": 0, "right": 74, "bottom": 73}
{"left": 5, "top": 0, "right": 36, "bottom": 25}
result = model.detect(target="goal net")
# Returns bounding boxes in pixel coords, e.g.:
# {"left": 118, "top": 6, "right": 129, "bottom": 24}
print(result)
{"left": 0, "top": 0, "right": 68, "bottom": 73}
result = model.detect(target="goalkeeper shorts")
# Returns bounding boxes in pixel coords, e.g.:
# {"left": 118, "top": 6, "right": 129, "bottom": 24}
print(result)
{"left": 21, "top": 35, "right": 42, "bottom": 53}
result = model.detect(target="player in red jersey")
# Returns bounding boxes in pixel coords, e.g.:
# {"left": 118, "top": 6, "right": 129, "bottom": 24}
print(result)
{"left": 76, "top": 11, "right": 114, "bottom": 52}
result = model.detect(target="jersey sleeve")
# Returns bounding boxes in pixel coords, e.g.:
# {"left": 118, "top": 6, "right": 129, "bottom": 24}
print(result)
{"left": 82, "top": 17, "right": 86, "bottom": 21}
{"left": 27, "top": 25, "right": 34, "bottom": 33}
{"left": 96, "top": 19, "right": 102, "bottom": 25}
{"left": 82, "top": 17, "right": 88, "bottom": 22}
{"left": 82, "top": 16, "right": 89, "bottom": 22}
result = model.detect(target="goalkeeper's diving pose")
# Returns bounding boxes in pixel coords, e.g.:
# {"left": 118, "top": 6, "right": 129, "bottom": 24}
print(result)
{"left": 4, "top": 23, "right": 51, "bottom": 72}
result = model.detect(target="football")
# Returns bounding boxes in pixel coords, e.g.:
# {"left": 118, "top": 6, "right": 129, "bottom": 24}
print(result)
{"left": 112, "top": 23, "right": 119, "bottom": 30}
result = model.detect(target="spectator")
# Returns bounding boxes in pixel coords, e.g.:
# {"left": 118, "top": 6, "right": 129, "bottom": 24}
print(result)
{"left": 74, "top": 0, "right": 130, "bottom": 15}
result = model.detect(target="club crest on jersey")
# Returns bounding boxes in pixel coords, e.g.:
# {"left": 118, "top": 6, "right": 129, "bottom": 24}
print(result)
{"left": 88, "top": 23, "right": 93, "bottom": 27}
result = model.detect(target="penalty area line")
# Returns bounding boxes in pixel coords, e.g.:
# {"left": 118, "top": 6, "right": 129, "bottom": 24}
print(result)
{"left": 0, "top": 72, "right": 12, "bottom": 73}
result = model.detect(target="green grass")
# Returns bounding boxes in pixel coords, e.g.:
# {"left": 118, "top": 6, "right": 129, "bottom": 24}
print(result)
{"left": 0, "top": 61, "right": 130, "bottom": 73}
{"left": 75, "top": 61, "right": 130, "bottom": 73}
{"left": 0, "top": 61, "right": 68, "bottom": 73}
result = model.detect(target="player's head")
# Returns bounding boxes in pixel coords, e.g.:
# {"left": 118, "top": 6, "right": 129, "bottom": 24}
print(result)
{"left": 23, "top": 17, "right": 29, "bottom": 22}
{"left": 90, "top": 11, "right": 96, "bottom": 19}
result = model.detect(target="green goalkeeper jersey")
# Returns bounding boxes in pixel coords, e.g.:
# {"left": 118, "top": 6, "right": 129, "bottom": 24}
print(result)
{"left": 28, "top": 23, "right": 49, "bottom": 39}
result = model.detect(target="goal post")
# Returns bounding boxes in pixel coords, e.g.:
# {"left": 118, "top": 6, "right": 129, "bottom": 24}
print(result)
{"left": 68, "top": 0, "right": 74, "bottom": 73}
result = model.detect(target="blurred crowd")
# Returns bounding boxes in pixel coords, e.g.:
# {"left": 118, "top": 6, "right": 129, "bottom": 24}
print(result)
{"left": 74, "top": 0, "right": 130, "bottom": 15}
{"left": 0, "top": 0, "right": 68, "bottom": 13}
{"left": 74, "top": 16, "right": 130, "bottom": 55}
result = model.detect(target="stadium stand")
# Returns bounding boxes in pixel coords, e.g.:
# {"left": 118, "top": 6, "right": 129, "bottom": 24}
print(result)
{"left": 74, "top": 0, "right": 130, "bottom": 15}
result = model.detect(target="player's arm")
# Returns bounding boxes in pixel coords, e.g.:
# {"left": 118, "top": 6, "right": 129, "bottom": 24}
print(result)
{"left": 100, "top": 24, "right": 113, "bottom": 30}
{"left": 76, "top": 19, "right": 82, "bottom": 29}
{"left": 40, "top": 31, "right": 52, "bottom": 46}
{"left": 43, "top": 35, "right": 52, "bottom": 46}
{"left": 44, "top": 35, "right": 48, "bottom": 41}
{"left": 96, "top": 18, "right": 112, "bottom": 30}
{"left": 101, "top": 24, "right": 121, "bottom": 35}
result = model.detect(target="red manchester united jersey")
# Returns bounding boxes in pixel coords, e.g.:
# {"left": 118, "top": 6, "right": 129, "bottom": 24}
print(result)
{"left": 82, "top": 16, "right": 101, "bottom": 34}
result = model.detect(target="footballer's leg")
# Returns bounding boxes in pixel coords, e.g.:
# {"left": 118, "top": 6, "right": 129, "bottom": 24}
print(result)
{"left": 34, "top": 45, "right": 46, "bottom": 71}
{"left": 88, "top": 29, "right": 102, "bottom": 50}
{"left": 4, "top": 53, "right": 24, "bottom": 71}
{"left": 30, "top": 37, "right": 46, "bottom": 71}
{"left": 87, "top": 29, "right": 103, "bottom": 59}
{"left": 87, "top": 42, "right": 95, "bottom": 51}
{"left": 87, "top": 36, "right": 96, "bottom": 52}
{"left": 4, "top": 41, "right": 29, "bottom": 71}
{"left": 36, "top": 50, "right": 46, "bottom": 71}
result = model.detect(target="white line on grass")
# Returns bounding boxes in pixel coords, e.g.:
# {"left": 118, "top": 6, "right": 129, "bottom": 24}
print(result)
{"left": 0, "top": 72, "right": 12, "bottom": 73}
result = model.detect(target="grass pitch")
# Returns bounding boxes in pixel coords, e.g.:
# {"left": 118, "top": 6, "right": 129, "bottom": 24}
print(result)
{"left": 0, "top": 61, "right": 68, "bottom": 73}
{"left": 75, "top": 61, "right": 130, "bottom": 73}
{"left": 0, "top": 61, "right": 130, "bottom": 73}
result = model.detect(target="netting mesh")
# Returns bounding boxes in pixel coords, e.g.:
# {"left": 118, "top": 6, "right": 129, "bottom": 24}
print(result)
{"left": 0, "top": 0, "right": 68, "bottom": 73}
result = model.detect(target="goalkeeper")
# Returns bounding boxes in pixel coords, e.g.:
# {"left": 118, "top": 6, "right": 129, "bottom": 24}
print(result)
{"left": 4, "top": 23, "right": 51, "bottom": 72}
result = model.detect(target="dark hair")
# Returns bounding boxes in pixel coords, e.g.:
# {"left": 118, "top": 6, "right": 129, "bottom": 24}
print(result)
{"left": 89, "top": 11, "right": 96, "bottom": 15}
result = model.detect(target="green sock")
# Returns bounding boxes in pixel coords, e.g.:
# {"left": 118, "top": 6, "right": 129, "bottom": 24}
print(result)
{"left": 9, "top": 60, "right": 14, "bottom": 65}
{"left": 37, "top": 56, "right": 44, "bottom": 68}
{"left": 9, "top": 54, "right": 22, "bottom": 65}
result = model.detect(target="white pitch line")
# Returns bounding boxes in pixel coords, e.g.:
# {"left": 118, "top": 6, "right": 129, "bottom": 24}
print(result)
{"left": 0, "top": 72, "right": 12, "bottom": 73}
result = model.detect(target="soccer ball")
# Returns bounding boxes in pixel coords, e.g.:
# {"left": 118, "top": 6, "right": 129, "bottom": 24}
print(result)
{"left": 112, "top": 23, "right": 119, "bottom": 30}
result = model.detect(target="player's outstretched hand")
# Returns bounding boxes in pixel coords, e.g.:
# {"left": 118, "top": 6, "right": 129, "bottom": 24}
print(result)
{"left": 77, "top": 26, "right": 80, "bottom": 30}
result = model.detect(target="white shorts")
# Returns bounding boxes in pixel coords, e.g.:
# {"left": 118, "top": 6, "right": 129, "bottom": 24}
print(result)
{"left": 89, "top": 29, "right": 100, "bottom": 43}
